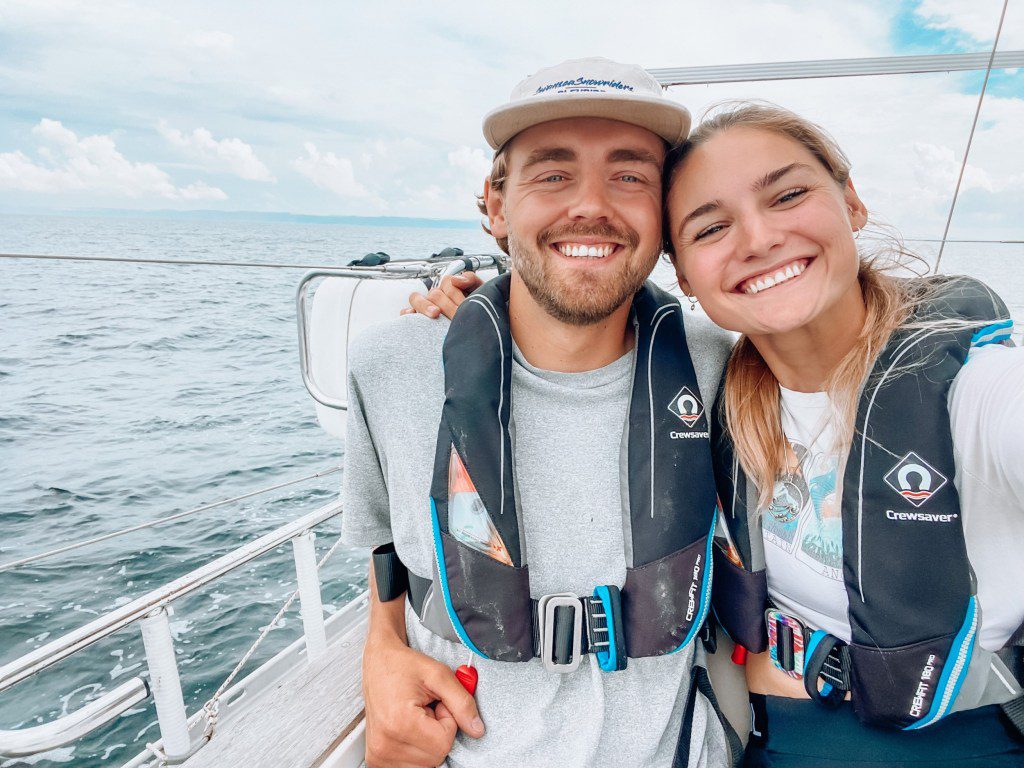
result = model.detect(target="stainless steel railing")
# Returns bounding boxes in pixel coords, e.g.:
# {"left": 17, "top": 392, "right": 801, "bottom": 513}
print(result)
{"left": 0, "top": 500, "right": 344, "bottom": 761}
{"left": 295, "top": 253, "right": 506, "bottom": 411}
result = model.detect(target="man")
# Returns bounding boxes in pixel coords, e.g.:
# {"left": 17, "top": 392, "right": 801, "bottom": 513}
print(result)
{"left": 342, "top": 58, "right": 735, "bottom": 767}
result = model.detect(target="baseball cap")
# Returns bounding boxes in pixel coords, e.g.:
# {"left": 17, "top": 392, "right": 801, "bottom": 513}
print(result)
{"left": 482, "top": 57, "right": 691, "bottom": 150}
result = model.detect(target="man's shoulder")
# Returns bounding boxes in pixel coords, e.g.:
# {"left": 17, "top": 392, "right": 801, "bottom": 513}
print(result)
{"left": 348, "top": 314, "right": 450, "bottom": 382}
{"left": 681, "top": 310, "right": 736, "bottom": 366}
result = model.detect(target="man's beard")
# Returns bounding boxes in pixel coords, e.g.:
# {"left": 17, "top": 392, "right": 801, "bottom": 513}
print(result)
{"left": 508, "top": 222, "right": 658, "bottom": 326}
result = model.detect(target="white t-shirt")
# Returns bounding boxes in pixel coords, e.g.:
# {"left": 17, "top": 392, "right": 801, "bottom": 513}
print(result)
{"left": 763, "top": 343, "right": 1024, "bottom": 652}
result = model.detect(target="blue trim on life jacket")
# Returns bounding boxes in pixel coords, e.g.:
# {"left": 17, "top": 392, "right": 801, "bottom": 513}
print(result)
{"left": 970, "top": 332, "right": 1012, "bottom": 349}
{"left": 592, "top": 585, "right": 620, "bottom": 672}
{"left": 967, "top": 320, "right": 1013, "bottom": 359}
{"left": 429, "top": 497, "right": 487, "bottom": 659}
{"left": 666, "top": 510, "right": 717, "bottom": 654}
{"left": 904, "top": 596, "right": 978, "bottom": 730}
{"left": 970, "top": 319, "right": 1013, "bottom": 345}
{"left": 803, "top": 629, "right": 830, "bottom": 677}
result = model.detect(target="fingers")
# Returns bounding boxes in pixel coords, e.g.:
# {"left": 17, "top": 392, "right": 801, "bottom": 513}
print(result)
{"left": 403, "top": 272, "right": 484, "bottom": 320}
{"left": 427, "top": 667, "right": 485, "bottom": 739}
{"left": 434, "top": 701, "right": 453, "bottom": 722}
{"left": 361, "top": 644, "right": 460, "bottom": 767}
{"left": 408, "top": 291, "right": 442, "bottom": 319}
{"left": 425, "top": 284, "right": 461, "bottom": 320}
{"left": 365, "top": 709, "right": 454, "bottom": 767}
{"left": 450, "top": 272, "right": 484, "bottom": 292}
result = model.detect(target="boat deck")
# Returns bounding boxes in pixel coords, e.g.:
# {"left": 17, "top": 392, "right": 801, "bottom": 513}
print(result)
{"left": 183, "top": 608, "right": 367, "bottom": 768}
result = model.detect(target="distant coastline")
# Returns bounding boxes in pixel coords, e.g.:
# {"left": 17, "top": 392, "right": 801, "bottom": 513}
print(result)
{"left": 0, "top": 208, "right": 481, "bottom": 229}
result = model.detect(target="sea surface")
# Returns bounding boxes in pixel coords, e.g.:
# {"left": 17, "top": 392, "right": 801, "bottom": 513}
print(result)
{"left": 0, "top": 214, "right": 494, "bottom": 767}
{"left": 0, "top": 215, "right": 1022, "bottom": 767}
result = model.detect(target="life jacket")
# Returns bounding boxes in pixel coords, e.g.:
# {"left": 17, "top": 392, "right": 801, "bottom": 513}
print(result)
{"left": 712, "top": 275, "right": 1021, "bottom": 728}
{"left": 407, "top": 273, "right": 717, "bottom": 672}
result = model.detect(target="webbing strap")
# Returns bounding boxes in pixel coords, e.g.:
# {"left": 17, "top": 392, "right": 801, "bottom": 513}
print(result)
{"left": 531, "top": 595, "right": 605, "bottom": 659}
{"left": 372, "top": 543, "right": 409, "bottom": 602}
{"left": 999, "top": 626, "right": 1024, "bottom": 738}
{"left": 672, "top": 666, "right": 743, "bottom": 768}
{"left": 1002, "top": 696, "right": 1024, "bottom": 738}
{"left": 408, "top": 573, "right": 619, "bottom": 668}
{"left": 1009, "top": 617, "right": 1024, "bottom": 648}
{"left": 804, "top": 633, "right": 849, "bottom": 708}
{"left": 553, "top": 605, "right": 576, "bottom": 666}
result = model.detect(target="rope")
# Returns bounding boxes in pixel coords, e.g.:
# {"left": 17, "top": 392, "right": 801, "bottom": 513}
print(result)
{"left": 933, "top": 0, "right": 1010, "bottom": 273}
{"left": 0, "top": 465, "right": 341, "bottom": 573}
{"left": 198, "top": 533, "right": 348, "bottom": 745}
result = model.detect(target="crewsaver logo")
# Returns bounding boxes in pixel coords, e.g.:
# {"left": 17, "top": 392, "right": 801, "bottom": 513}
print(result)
{"left": 668, "top": 386, "right": 704, "bottom": 428}
{"left": 883, "top": 452, "right": 948, "bottom": 508}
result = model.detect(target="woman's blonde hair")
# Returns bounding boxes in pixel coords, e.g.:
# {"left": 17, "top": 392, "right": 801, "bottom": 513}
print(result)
{"left": 665, "top": 102, "right": 936, "bottom": 505}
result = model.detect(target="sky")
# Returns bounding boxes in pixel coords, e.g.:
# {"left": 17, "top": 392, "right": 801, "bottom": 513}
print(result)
{"left": 0, "top": 0, "right": 1021, "bottom": 240}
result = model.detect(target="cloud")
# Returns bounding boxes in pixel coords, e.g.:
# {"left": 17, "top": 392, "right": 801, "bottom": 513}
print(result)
{"left": 0, "top": 1, "right": 1020, "bottom": 229}
{"left": 0, "top": 119, "right": 226, "bottom": 200}
{"left": 159, "top": 121, "right": 274, "bottom": 181}
{"left": 912, "top": 142, "right": 995, "bottom": 194}
{"left": 179, "top": 181, "right": 228, "bottom": 200}
{"left": 447, "top": 146, "right": 491, "bottom": 178}
{"left": 292, "top": 142, "right": 378, "bottom": 203}
{"left": 914, "top": 0, "right": 1013, "bottom": 43}
{"left": 184, "top": 30, "right": 235, "bottom": 56}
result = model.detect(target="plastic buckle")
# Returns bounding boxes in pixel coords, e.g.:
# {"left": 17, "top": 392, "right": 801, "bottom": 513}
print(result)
{"left": 589, "top": 585, "right": 627, "bottom": 672}
{"left": 765, "top": 608, "right": 806, "bottom": 679}
{"left": 538, "top": 593, "right": 583, "bottom": 674}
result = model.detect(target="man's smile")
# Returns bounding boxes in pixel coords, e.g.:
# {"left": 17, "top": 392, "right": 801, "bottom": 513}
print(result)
{"left": 551, "top": 240, "right": 621, "bottom": 259}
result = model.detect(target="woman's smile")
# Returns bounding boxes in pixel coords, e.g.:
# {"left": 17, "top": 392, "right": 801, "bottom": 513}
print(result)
{"left": 735, "top": 256, "right": 814, "bottom": 295}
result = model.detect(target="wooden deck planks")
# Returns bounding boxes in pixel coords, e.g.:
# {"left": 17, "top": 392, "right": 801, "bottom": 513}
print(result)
{"left": 184, "top": 612, "right": 367, "bottom": 768}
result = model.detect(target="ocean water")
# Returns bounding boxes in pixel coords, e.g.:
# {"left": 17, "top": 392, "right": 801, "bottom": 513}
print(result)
{"left": 0, "top": 214, "right": 495, "bottom": 767}
{"left": 0, "top": 214, "right": 1021, "bottom": 767}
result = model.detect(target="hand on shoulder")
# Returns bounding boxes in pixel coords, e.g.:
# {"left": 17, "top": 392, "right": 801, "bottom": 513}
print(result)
{"left": 401, "top": 273, "right": 485, "bottom": 320}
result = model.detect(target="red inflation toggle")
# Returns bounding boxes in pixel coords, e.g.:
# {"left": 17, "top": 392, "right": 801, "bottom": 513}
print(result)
{"left": 731, "top": 645, "right": 749, "bottom": 665}
{"left": 455, "top": 664, "right": 478, "bottom": 695}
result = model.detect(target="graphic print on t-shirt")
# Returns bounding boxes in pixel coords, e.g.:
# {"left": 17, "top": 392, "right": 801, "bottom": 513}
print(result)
{"left": 762, "top": 440, "right": 842, "bottom": 581}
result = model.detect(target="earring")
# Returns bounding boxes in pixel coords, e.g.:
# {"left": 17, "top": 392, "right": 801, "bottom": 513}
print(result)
{"left": 686, "top": 294, "right": 698, "bottom": 311}
{"left": 853, "top": 228, "right": 862, "bottom": 240}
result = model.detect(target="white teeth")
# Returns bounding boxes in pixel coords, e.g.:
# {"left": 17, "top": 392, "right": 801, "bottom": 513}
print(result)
{"left": 741, "top": 259, "right": 809, "bottom": 295}
{"left": 556, "top": 243, "right": 616, "bottom": 259}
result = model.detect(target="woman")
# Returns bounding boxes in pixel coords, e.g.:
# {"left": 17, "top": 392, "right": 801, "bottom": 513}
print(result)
{"left": 411, "top": 103, "right": 1024, "bottom": 766}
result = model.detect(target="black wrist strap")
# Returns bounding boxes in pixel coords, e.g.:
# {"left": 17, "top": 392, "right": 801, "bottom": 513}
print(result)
{"left": 372, "top": 543, "right": 409, "bottom": 602}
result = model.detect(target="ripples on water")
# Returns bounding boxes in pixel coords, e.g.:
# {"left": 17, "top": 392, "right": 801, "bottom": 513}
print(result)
{"left": 0, "top": 215, "right": 494, "bottom": 767}
{"left": 0, "top": 215, "right": 1021, "bottom": 766}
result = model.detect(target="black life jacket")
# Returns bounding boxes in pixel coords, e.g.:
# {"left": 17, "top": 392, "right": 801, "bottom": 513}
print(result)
{"left": 409, "top": 273, "right": 717, "bottom": 671}
{"left": 712, "top": 276, "right": 1019, "bottom": 728}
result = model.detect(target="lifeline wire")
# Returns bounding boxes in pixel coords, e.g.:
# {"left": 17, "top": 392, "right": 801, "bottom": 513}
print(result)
{"left": 0, "top": 465, "right": 342, "bottom": 573}
{"left": 933, "top": 0, "right": 1010, "bottom": 273}
{"left": 1, "top": 240, "right": 1021, "bottom": 273}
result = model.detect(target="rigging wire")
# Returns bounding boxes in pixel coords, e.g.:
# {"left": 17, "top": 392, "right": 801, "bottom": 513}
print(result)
{"left": 933, "top": 0, "right": 1010, "bottom": 273}
{"left": 1, "top": 239, "right": 1022, "bottom": 273}
{"left": 0, "top": 465, "right": 341, "bottom": 574}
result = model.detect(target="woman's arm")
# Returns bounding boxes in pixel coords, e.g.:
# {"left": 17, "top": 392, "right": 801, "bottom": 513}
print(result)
{"left": 402, "top": 273, "right": 483, "bottom": 319}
